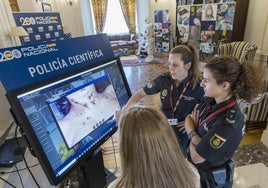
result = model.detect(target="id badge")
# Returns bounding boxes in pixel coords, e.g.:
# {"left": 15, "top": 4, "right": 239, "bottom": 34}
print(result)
{"left": 168, "top": 118, "right": 178, "bottom": 126}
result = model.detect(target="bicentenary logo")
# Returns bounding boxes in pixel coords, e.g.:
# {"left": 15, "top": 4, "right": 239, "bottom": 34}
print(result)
{"left": 0, "top": 43, "right": 58, "bottom": 62}
{"left": 20, "top": 15, "right": 60, "bottom": 26}
{"left": 20, "top": 17, "right": 36, "bottom": 26}
{"left": 0, "top": 49, "right": 22, "bottom": 62}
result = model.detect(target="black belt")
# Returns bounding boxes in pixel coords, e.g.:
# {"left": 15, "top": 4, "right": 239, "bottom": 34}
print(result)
{"left": 198, "top": 160, "right": 235, "bottom": 188}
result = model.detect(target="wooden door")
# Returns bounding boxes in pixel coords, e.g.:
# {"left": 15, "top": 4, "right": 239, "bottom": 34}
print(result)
{"left": 231, "top": 0, "right": 249, "bottom": 41}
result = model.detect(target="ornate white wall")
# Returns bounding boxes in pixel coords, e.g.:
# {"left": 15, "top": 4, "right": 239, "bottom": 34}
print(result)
{"left": 148, "top": 0, "right": 177, "bottom": 48}
{"left": 0, "top": 0, "right": 17, "bottom": 124}
{"left": 136, "top": 0, "right": 150, "bottom": 34}
{"left": 0, "top": 0, "right": 16, "bottom": 48}
{"left": 244, "top": 0, "right": 268, "bottom": 56}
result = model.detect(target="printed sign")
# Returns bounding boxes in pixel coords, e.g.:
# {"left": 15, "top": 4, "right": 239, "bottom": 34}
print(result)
{"left": 0, "top": 34, "right": 114, "bottom": 92}
{"left": 13, "top": 12, "right": 65, "bottom": 45}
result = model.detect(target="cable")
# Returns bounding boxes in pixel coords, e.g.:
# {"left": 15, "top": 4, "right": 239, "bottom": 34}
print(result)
{"left": 15, "top": 125, "right": 41, "bottom": 188}
{"left": 106, "top": 136, "right": 119, "bottom": 180}
{"left": 15, "top": 164, "right": 25, "bottom": 188}
{"left": 111, "top": 136, "right": 119, "bottom": 170}
{"left": 0, "top": 163, "right": 40, "bottom": 174}
{"left": 0, "top": 176, "right": 16, "bottom": 188}
{"left": 0, "top": 123, "right": 40, "bottom": 187}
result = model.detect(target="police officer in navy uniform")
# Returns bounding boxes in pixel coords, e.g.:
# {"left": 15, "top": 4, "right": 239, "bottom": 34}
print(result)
{"left": 144, "top": 72, "right": 204, "bottom": 156}
{"left": 116, "top": 44, "right": 204, "bottom": 156}
{"left": 185, "top": 56, "right": 263, "bottom": 188}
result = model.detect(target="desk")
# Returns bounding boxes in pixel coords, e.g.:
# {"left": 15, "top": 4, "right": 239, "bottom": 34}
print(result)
{"left": 0, "top": 149, "right": 58, "bottom": 188}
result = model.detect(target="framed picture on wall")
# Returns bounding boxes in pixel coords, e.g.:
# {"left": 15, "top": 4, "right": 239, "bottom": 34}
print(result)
{"left": 42, "top": 2, "right": 52, "bottom": 12}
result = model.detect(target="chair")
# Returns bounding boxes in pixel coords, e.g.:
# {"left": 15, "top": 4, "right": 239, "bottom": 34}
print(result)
{"left": 238, "top": 80, "right": 268, "bottom": 131}
{"left": 218, "top": 41, "right": 258, "bottom": 64}
{"left": 219, "top": 41, "right": 267, "bottom": 130}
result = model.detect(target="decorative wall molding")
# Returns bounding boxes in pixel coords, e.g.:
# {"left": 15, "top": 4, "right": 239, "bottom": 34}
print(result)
{"left": 255, "top": 51, "right": 266, "bottom": 62}
{"left": 0, "top": 0, "right": 18, "bottom": 48}
{"left": 261, "top": 12, "right": 268, "bottom": 55}
{"left": 0, "top": 0, "right": 19, "bottom": 123}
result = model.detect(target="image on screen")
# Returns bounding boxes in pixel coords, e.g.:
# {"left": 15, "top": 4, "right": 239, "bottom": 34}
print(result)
{"left": 48, "top": 75, "right": 121, "bottom": 149}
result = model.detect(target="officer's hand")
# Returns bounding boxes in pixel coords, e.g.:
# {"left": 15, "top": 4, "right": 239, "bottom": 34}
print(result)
{"left": 185, "top": 115, "right": 196, "bottom": 134}
{"left": 190, "top": 109, "right": 200, "bottom": 125}
{"left": 114, "top": 110, "right": 121, "bottom": 122}
{"left": 176, "top": 121, "right": 186, "bottom": 133}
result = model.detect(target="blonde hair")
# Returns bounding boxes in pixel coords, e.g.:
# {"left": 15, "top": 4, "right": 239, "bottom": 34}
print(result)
{"left": 115, "top": 106, "right": 198, "bottom": 188}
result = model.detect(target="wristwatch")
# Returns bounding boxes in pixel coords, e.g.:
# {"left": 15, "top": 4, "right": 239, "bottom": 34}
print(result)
{"left": 188, "top": 130, "right": 197, "bottom": 141}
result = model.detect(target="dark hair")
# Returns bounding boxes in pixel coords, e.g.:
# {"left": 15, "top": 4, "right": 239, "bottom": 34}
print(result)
{"left": 205, "top": 56, "right": 263, "bottom": 102}
{"left": 170, "top": 44, "right": 200, "bottom": 87}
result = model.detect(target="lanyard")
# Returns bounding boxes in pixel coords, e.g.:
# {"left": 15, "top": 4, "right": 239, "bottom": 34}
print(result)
{"left": 169, "top": 81, "right": 190, "bottom": 117}
{"left": 198, "top": 100, "right": 237, "bottom": 127}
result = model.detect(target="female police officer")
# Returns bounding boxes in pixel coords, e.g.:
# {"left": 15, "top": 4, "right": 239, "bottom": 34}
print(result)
{"left": 116, "top": 44, "right": 204, "bottom": 156}
{"left": 185, "top": 56, "right": 263, "bottom": 188}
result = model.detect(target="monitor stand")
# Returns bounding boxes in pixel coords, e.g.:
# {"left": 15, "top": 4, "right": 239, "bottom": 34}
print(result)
{"left": 76, "top": 147, "right": 116, "bottom": 188}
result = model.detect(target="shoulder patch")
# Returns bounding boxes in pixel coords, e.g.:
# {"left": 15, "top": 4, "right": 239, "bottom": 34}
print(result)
{"left": 146, "top": 81, "right": 154, "bottom": 88}
{"left": 209, "top": 133, "right": 226, "bottom": 149}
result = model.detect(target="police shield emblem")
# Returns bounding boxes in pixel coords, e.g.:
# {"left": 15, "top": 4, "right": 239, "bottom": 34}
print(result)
{"left": 209, "top": 133, "right": 226, "bottom": 149}
{"left": 161, "top": 89, "right": 168, "bottom": 97}
{"left": 161, "top": 89, "right": 168, "bottom": 98}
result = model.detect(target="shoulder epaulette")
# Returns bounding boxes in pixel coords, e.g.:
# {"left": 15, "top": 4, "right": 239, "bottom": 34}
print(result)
{"left": 225, "top": 109, "right": 236, "bottom": 125}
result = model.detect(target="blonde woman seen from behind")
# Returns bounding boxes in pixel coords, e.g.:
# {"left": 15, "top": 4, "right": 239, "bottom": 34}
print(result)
{"left": 109, "top": 106, "right": 199, "bottom": 188}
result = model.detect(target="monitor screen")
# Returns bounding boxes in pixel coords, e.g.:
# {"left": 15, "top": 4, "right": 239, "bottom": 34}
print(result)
{"left": 6, "top": 57, "right": 131, "bottom": 185}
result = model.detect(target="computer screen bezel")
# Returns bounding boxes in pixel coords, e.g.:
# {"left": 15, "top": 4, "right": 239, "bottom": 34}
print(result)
{"left": 5, "top": 56, "right": 131, "bottom": 185}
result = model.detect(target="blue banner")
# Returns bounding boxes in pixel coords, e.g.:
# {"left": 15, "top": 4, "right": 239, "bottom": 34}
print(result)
{"left": 13, "top": 12, "right": 65, "bottom": 45}
{"left": 0, "top": 34, "right": 114, "bottom": 92}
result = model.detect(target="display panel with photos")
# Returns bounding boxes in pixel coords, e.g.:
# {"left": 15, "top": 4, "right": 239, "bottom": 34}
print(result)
{"left": 176, "top": 1, "right": 236, "bottom": 61}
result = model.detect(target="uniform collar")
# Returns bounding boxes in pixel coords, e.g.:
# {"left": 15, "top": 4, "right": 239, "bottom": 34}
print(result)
{"left": 170, "top": 74, "right": 190, "bottom": 88}
{"left": 209, "top": 96, "right": 236, "bottom": 112}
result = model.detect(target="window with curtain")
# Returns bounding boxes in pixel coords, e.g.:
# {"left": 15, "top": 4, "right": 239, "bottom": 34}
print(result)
{"left": 103, "top": 0, "right": 129, "bottom": 34}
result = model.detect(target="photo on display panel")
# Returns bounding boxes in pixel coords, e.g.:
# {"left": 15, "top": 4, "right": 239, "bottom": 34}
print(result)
{"left": 154, "top": 10, "right": 169, "bottom": 23}
{"left": 215, "top": 3, "right": 236, "bottom": 30}
{"left": 201, "top": 4, "right": 217, "bottom": 21}
{"left": 177, "top": 6, "right": 190, "bottom": 25}
{"left": 201, "top": 21, "right": 215, "bottom": 31}
{"left": 212, "top": 30, "right": 232, "bottom": 44}
{"left": 199, "top": 42, "right": 214, "bottom": 54}
{"left": 200, "top": 31, "right": 213, "bottom": 43}
{"left": 177, "top": 24, "right": 189, "bottom": 43}
{"left": 188, "top": 26, "right": 201, "bottom": 47}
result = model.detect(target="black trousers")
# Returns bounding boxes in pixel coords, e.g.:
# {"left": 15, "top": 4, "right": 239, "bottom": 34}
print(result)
{"left": 172, "top": 126, "right": 188, "bottom": 157}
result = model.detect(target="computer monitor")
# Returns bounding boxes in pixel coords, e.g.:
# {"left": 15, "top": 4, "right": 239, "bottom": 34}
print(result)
{"left": 6, "top": 57, "right": 131, "bottom": 185}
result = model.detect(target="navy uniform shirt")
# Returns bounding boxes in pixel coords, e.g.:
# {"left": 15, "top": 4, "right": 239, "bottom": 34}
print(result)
{"left": 143, "top": 73, "right": 204, "bottom": 155}
{"left": 194, "top": 97, "right": 245, "bottom": 171}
